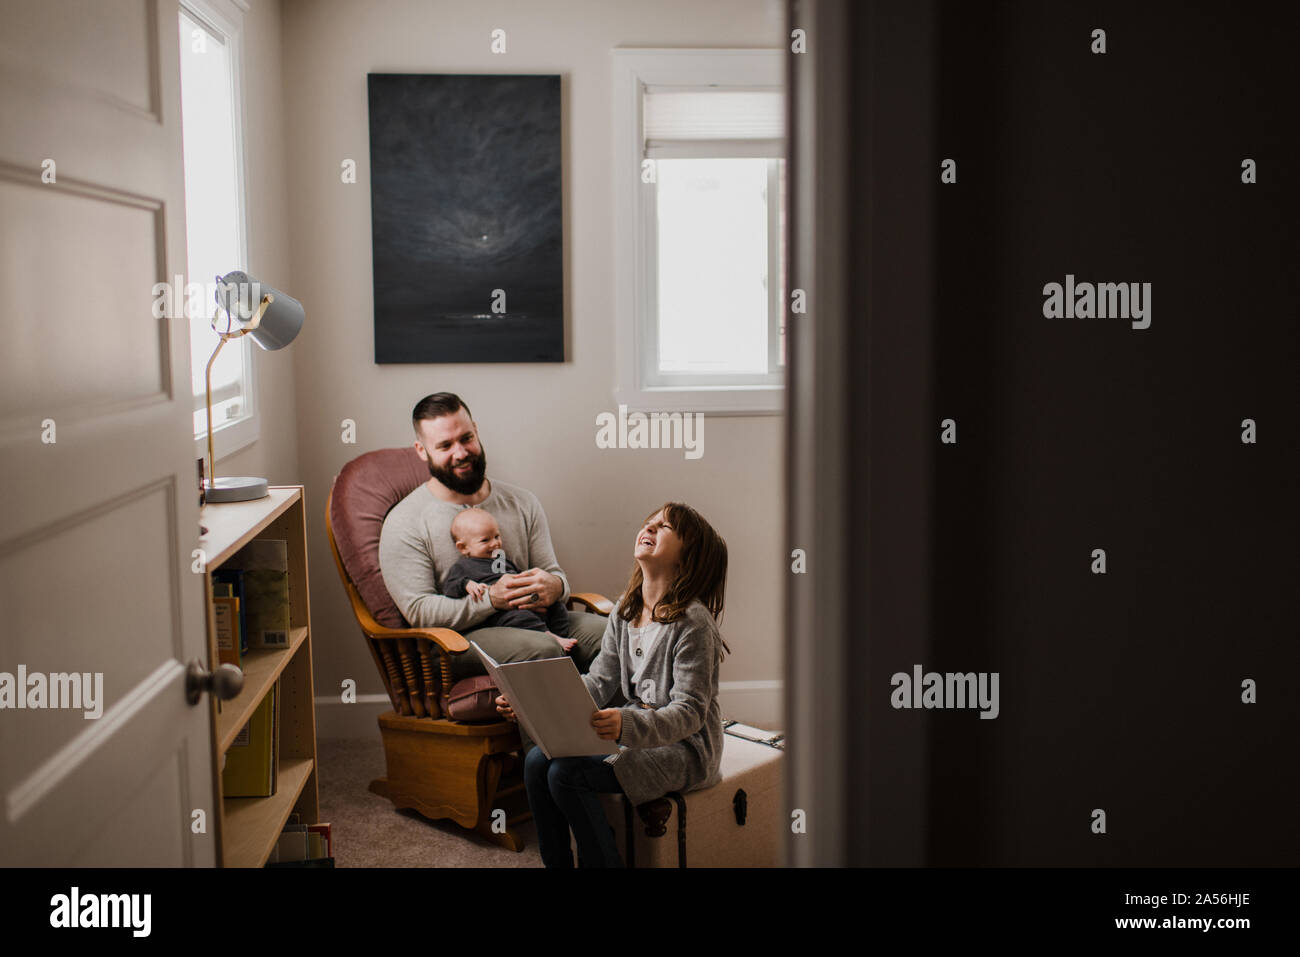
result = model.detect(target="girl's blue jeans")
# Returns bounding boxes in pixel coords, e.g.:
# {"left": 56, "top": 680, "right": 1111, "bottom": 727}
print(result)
{"left": 523, "top": 746, "right": 625, "bottom": 868}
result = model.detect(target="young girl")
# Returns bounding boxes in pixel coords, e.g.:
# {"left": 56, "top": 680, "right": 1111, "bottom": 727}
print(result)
{"left": 496, "top": 502, "right": 729, "bottom": 868}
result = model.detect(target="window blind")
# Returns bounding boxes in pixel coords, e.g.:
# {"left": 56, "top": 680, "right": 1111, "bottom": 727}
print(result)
{"left": 643, "top": 88, "right": 784, "bottom": 159}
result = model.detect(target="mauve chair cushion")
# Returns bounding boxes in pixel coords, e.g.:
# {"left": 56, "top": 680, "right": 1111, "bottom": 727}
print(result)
{"left": 330, "top": 447, "right": 430, "bottom": 629}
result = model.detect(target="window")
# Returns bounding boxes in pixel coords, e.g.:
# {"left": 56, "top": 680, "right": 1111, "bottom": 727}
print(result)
{"left": 178, "top": 0, "right": 258, "bottom": 455}
{"left": 613, "top": 50, "right": 786, "bottom": 415}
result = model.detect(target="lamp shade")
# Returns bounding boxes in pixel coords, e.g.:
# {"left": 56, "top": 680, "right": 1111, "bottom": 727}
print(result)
{"left": 215, "top": 270, "right": 304, "bottom": 350}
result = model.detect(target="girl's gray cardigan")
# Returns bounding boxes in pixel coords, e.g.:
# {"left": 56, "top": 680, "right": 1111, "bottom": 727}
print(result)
{"left": 582, "top": 600, "right": 725, "bottom": 806}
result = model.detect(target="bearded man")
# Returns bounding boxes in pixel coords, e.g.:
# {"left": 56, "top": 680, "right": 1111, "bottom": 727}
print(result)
{"left": 378, "top": 392, "right": 607, "bottom": 680}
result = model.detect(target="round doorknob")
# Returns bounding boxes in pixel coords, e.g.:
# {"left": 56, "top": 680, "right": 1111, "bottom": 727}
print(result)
{"left": 186, "top": 660, "right": 244, "bottom": 705}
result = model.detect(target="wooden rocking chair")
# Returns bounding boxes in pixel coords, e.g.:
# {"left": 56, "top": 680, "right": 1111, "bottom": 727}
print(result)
{"left": 325, "top": 447, "right": 613, "bottom": 851}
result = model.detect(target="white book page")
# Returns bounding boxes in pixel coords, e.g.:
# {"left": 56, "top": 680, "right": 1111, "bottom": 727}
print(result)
{"left": 471, "top": 642, "right": 617, "bottom": 758}
{"left": 470, "top": 642, "right": 552, "bottom": 758}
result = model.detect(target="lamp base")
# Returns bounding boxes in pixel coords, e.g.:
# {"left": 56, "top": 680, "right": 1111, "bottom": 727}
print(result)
{"left": 205, "top": 477, "right": 270, "bottom": 503}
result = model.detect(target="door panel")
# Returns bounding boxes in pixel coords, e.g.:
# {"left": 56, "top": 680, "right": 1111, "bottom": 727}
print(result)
{"left": 0, "top": 176, "right": 167, "bottom": 415}
{"left": 0, "top": 0, "right": 214, "bottom": 867}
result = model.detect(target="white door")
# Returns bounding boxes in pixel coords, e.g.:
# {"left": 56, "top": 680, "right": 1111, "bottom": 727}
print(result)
{"left": 0, "top": 0, "right": 215, "bottom": 866}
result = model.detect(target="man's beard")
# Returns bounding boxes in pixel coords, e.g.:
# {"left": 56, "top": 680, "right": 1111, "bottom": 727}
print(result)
{"left": 428, "top": 445, "right": 487, "bottom": 495}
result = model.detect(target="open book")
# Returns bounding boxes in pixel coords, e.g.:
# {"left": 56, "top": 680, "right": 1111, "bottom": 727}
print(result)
{"left": 471, "top": 641, "right": 618, "bottom": 759}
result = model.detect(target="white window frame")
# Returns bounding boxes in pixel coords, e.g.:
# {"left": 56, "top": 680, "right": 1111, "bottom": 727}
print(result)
{"left": 181, "top": 0, "right": 260, "bottom": 463}
{"left": 612, "top": 49, "right": 786, "bottom": 416}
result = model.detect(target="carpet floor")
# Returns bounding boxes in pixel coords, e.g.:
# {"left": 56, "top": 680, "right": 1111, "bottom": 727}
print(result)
{"left": 316, "top": 736, "right": 542, "bottom": 868}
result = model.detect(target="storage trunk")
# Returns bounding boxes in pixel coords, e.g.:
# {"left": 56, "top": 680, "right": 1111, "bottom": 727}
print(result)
{"left": 596, "top": 729, "right": 784, "bottom": 867}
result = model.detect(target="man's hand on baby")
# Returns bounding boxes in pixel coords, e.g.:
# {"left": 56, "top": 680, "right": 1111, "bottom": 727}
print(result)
{"left": 503, "top": 568, "right": 562, "bottom": 610}
{"left": 488, "top": 573, "right": 534, "bottom": 611}
{"left": 549, "top": 632, "right": 577, "bottom": 653}
{"left": 488, "top": 571, "right": 561, "bottom": 611}
{"left": 592, "top": 708, "right": 622, "bottom": 741}
{"left": 465, "top": 580, "right": 487, "bottom": 600}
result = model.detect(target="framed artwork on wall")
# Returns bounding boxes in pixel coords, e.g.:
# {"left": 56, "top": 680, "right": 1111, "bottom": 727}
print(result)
{"left": 368, "top": 73, "right": 563, "bottom": 363}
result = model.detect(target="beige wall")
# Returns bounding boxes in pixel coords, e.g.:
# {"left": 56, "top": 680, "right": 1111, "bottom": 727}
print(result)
{"left": 277, "top": 0, "right": 786, "bottom": 733}
{"left": 220, "top": 0, "right": 301, "bottom": 487}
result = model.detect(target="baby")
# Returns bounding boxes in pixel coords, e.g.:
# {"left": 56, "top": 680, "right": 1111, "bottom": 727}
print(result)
{"left": 441, "top": 507, "right": 575, "bottom": 652}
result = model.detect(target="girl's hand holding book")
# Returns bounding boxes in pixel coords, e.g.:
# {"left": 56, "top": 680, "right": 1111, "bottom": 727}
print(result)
{"left": 592, "top": 708, "right": 622, "bottom": 741}
{"left": 495, "top": 694, "right": 516, "bottom": 722}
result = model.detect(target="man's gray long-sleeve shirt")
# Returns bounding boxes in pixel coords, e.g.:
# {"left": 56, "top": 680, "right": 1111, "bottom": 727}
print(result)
{"left": 377, "top": 479, "right": 571, "bottom": 632}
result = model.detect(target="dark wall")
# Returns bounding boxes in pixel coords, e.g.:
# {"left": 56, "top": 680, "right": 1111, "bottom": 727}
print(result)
{"left": 847, "top": 0, "right": 1298, "bottom": 865}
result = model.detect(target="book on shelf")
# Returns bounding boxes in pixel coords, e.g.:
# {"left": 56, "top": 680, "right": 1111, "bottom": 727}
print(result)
{"left": 266, "top": 817, "right": 334, "bottom": 867}
{"left": 308, "top": 822, "right": 332, "bottom": 858}
{"left": 222, "top": 684, "right": 276, "bottom": 798}
{"left": 212, "top": 593, "right": 242, "bottom": 668}
{"left": 211, "top": 569, "right": 249, "bottom": 656}
{"left": 228, "top": 539, "right": 290, "bottom": 649}
{"left": 272, "top": 823, "right": 309, "bottom": 863}
{"left": 270, "top": 678, "right": 280, "bottom": 794}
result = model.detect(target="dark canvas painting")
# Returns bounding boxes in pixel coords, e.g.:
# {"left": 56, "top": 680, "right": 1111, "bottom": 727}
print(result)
{"left": 368, "top": 74, "right": 563, "bottom": 363}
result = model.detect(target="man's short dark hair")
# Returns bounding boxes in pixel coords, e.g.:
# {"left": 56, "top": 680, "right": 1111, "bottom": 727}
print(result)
{"left": 412, "top": 393, "right": 472, "bottom": 433}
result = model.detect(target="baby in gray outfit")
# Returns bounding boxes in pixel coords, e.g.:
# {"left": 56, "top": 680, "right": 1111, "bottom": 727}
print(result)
{"left": 441, "top": 507, "right": 574, "bottom": 651}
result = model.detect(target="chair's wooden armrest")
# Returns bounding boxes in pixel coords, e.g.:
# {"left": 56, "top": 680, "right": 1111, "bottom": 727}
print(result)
{"left": 366, "top": 620, "right": 469, "bottom": 655}
{"left": 348, "top": 591, "right": 469, "bottom": 653}
{"left": 333, "top": 562, "right": 470, "bottom": 654}
{"left": 568, "top": 592, "right": 615, "bottom": 616}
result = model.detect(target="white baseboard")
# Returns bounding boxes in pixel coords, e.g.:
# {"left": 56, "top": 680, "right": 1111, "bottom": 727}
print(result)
{"left": 314, "top": 680, "right": 783, "bottom": 741}
{"left": 314, "top": 694, "right": 388, "bottom": 742}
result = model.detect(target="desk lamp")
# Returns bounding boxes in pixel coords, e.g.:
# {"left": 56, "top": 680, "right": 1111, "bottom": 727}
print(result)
{"left": 203, "top": 271, "right": 304, "bottom": 503}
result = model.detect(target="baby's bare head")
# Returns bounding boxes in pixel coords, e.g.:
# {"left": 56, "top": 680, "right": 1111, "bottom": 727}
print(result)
{"left": 451, "top": 507, "right": 501, "bottom": 559}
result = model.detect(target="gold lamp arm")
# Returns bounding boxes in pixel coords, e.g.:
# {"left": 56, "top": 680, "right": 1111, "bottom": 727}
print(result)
{"left": 242, "top": 292, "right": 274, "bottom": 332}
{"left": 204, "top": 333, "right": 227, "bottom": 489}
{"left": 203, "top": 294, "right": 273, "bottom": 487}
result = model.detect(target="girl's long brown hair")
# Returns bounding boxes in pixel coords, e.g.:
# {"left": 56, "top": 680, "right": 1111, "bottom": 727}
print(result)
{"left": 617, "top": 502, "right": 730, "bottom": 655}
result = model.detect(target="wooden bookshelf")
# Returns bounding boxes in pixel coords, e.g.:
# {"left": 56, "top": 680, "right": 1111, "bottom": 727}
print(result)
{"left": 199, "top": 486, "right": 319, "bottom": 867}
{"left": 222, "top": 758, "right": 315, "bottom": 868}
